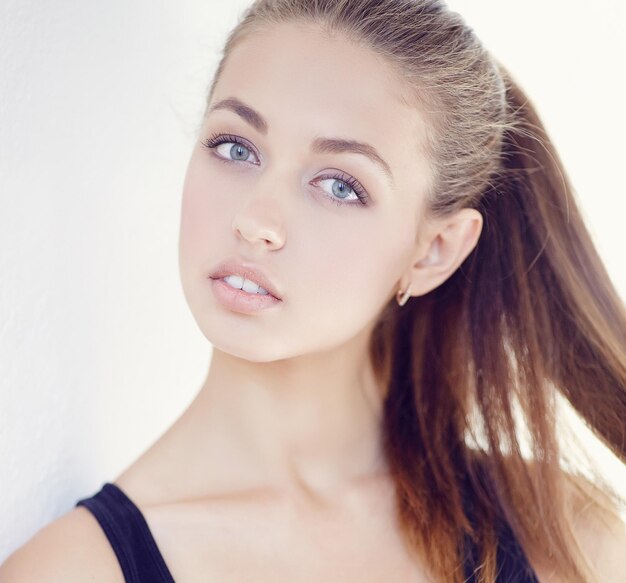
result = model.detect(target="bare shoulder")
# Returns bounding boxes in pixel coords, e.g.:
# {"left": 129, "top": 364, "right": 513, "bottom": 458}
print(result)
{"left": 526, "top": 463, "right": 626, "bottom": 583}
{"left": 561, "top": 470, "right": 626, "bottom": 583}
{"left": 0, "top": 506, "right": 124, "bottom": 583}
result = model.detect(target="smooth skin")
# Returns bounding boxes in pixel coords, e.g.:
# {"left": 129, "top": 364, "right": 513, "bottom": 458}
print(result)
{"left": 2, "top": 21, "right": 625, "bottom": 583}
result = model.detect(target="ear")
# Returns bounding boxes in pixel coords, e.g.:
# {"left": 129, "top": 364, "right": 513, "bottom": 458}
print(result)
{"left": 401, "top": 208, "right": 483, "bottom": 298}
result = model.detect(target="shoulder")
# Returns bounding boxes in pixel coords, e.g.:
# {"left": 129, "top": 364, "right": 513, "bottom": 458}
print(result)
{"left": 0, "top": 506, "right": 124, "bottom": 583}
{"left": 518, "top": 459, "right": 626, "bottom": 583}
{"left": 560, "top": 470, "right": 626, "bottom": 583}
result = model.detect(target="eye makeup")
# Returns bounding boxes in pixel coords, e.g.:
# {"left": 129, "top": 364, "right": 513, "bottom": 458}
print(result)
{"left": 200, "top": 132, "right": 370, "bottom": 207}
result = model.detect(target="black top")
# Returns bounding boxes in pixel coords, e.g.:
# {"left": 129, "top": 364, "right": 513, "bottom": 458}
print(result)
{"left": 76, "top": 483, "right": 175, "bottom": 582}
{"left": 461, "top": 499, "right": 540, "bottom": 582}
{"left": 75, "top": 480, "right": 540, "bottom": 582}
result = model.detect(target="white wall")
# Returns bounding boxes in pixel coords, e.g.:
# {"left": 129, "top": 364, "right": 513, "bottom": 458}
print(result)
{"left": 1, "top": 0, "right": 624, "bottom": 560}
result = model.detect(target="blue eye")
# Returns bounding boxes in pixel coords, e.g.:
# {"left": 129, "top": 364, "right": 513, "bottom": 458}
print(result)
{"left": 202, "top": 133, "right": 260, "bottom": 165}
{"left": 200, "top": 133, "right": 370, "bottom": 207}
{"left": 313, "top": 172, "right": 369, "bottom": 207}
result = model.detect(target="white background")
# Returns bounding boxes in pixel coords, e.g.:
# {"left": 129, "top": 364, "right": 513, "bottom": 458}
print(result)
{"left": 1, "top": 0, "right": 624, "bottom": 560}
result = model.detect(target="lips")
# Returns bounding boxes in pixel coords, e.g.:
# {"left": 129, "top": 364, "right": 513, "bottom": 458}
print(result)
{"left": 209, "top": 258, "right": 282, "bottom": 300}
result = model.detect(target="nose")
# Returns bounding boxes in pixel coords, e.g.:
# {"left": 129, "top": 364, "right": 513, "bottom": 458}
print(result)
{"left": 231, "top": 182, "right": 287, "bottom": 251}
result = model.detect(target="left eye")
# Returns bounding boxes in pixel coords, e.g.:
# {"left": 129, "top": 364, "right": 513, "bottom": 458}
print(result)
{"left": 312, "top": 173, "right": 369, "bottom": 207}
{"left": 200, "top": 133, "right": 370, "bottom": 207}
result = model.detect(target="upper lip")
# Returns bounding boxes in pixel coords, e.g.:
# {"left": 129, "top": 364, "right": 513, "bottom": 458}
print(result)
{"left": 210, "top": 258, "right": 282, "bottom": 300}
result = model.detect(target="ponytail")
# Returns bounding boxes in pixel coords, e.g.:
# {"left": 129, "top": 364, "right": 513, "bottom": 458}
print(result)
{"left": 374, "top": 66, "right": 626, "bottom": 583}
{"left": 494, "top": 66, "right": 626, "bottom": 458}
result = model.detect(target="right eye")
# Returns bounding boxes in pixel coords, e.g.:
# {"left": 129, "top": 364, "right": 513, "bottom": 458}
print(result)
{"left": 200, "top": 133, "right": 260, "bottom": 165}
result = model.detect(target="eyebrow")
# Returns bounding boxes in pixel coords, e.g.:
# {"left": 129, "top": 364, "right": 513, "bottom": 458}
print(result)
{"left": 207, "top": 97, "right": 394, "bottom": 185}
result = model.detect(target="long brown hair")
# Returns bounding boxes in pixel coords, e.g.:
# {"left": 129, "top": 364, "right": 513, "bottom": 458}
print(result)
{"left": 205, "top": 1, "right": 626, "bottom": 581}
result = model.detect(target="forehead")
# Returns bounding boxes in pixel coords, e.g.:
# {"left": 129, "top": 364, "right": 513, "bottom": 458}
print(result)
{"left": 210, "top": 22, "right": 434, "bottom": 197}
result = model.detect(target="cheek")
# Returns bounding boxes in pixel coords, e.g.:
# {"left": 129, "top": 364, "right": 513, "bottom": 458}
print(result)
{"left": 295, "top": 213, "right": 408, "bottom": 312}
{"left": 277, "top": 219, "right": 407, "bottom": 354}
{"left": 179, "top": 155, "right": 232, "bottom": 267}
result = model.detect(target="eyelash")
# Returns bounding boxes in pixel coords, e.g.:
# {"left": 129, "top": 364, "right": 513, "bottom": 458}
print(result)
{"left": 200, "top": 132, "right": 370, "bottom": 207}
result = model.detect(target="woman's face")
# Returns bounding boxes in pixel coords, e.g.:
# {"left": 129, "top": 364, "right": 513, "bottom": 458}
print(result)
{"left": 178, "top": 22, "right": 433, "bottom": 361}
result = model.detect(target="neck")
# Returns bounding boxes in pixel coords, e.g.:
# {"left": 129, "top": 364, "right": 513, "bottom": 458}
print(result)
{"left": 181, "top": 328, "right": 389, "bottom": 502}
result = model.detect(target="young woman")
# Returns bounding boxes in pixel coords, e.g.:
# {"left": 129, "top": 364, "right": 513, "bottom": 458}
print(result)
{"left": 2, "top": 1, "right": 625, "bottom": 582}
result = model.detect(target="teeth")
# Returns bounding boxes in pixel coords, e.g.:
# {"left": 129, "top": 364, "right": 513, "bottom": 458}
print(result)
{"left": 222, "top": 275, "right": 270, "bottom": 295}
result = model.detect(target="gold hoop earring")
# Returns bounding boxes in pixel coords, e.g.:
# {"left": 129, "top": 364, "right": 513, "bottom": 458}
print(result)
{"left": 396, "top": 285, "right": 411, "bottom": 307}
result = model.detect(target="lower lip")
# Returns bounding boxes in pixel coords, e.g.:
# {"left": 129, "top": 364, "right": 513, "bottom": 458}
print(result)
{"left": 210, "top": 277, "right": 282, "bottom": 314}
